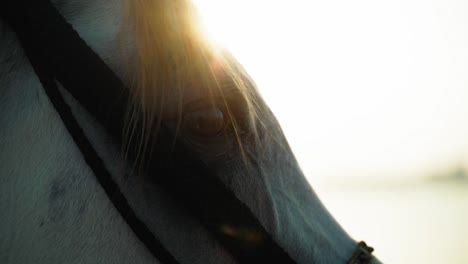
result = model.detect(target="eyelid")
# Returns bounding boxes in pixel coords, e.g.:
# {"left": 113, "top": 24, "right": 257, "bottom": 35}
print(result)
{"left": 183, "top": 97, "right": 226, "bottom": 111}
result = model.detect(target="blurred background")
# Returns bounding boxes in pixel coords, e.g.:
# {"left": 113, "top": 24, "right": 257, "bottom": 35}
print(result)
{"left": 193, "top": 0, "right": 468, "bottom": 263}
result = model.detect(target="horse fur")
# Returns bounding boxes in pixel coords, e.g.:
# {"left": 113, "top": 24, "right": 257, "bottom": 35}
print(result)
{"left": 0, "top": 1, "right": 380, "bottom": 263}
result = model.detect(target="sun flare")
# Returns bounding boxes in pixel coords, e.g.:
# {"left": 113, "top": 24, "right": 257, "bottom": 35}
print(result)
{"left": 193, "top": 0, "right": 468, "bottom": 182}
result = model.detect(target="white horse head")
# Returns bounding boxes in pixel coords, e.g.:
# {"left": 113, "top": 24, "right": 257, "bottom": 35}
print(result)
{"left": 0, "top": 0, "right": 380, "bottom": 263}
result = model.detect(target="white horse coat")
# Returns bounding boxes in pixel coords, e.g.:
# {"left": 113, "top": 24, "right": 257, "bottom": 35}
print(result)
{"left": 0, "top": 1, "right": 379, "bottom": 263}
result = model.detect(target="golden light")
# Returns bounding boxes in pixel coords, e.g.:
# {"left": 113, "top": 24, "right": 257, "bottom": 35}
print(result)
{"left": 193, "top": 0, "right": 468, "bottom": 182}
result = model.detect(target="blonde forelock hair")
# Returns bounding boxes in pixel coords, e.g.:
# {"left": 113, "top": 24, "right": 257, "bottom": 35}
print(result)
{"left": 121, "top": 0, "right": 261, "bottom": 163}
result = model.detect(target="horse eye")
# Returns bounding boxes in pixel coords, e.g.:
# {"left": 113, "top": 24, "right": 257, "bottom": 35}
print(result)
{"left": 183, "top": 108, "right": 226, "bottom": 137}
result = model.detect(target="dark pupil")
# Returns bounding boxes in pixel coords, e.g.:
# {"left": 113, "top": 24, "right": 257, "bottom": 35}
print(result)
{"left": 184, "top": 108, "right": 225, "bottom": 137}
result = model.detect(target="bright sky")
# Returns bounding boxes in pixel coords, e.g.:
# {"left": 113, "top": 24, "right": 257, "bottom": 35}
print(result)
{"left": 193, "top": 0, "right": 468, "bottom": 182}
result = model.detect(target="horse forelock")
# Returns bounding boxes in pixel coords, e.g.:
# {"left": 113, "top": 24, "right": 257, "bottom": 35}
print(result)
{"left": 121, "top": 0, "right": 263, "bottom": 162}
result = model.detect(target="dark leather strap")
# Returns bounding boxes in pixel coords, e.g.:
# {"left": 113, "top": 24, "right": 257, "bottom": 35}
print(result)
{"left": 2, "top": 1, "right": 179, "bottom": 264}
{"left": 1, "top": 1, "right": 297, "bottom": 263}
{"left": 37, "top": 65, "right": 181, "bottom": 264}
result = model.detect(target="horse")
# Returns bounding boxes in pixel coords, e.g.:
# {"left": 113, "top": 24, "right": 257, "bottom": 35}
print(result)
{"left": 0, "top": 0, "right": 379, "bottom": 263}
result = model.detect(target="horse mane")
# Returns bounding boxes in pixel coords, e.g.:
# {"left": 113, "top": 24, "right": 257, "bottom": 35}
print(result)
{"left": 121, "top": 0, "right": 261, "bottom": 162}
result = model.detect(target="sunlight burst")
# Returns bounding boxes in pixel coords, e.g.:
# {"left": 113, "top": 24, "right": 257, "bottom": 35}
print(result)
{"left": 193, "top": 0, "right": 468, "bottom": 182}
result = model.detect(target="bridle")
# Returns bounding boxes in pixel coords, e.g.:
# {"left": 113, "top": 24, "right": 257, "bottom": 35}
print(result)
{"left": 1, "top": 0, "right": 375, "bottom": 263}
{"left": 1, "top": 1, "right": 375, "bottom": 262}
